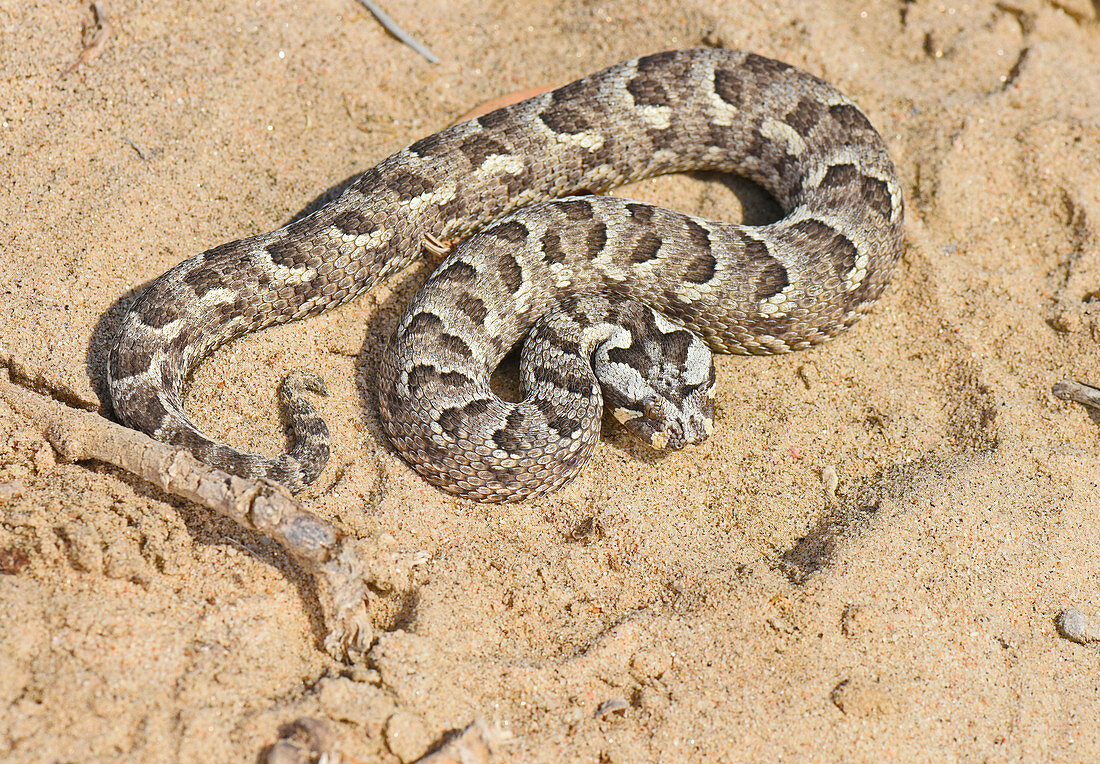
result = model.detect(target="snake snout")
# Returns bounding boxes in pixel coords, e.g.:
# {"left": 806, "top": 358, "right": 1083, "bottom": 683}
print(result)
{"left": 627, "top": 394, "right": 713, "bottom": 451}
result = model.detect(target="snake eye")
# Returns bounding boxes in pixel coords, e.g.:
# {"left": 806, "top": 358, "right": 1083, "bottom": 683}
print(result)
{"left": 642, "top": 397, "right": 661, "bottom": 421}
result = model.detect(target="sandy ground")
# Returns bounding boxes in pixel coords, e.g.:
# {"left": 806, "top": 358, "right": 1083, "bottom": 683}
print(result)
{"left": 2, "top": 0, "right": 1100, "bottom": 760}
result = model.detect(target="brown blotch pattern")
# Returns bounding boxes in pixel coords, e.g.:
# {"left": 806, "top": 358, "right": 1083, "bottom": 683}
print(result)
{"left": 456, "top": 293, "right": 488, "bottom": 323}
{"left": 684, "top": 250, "right": 717, "bottom": 284}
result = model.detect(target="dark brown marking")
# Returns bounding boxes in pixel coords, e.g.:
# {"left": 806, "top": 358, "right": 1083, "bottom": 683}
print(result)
{"left": 606, "top": 340, "right": 650, "bottom": 378}
{"left": 540, "top": 365, "right": 591, "bottom": 397}
{"left": 789, "top": 219, "right": 858, "bottom": 277}
{"left": 463, "top": 398, "right": 490, "bottom": 418}
{"left": 439, "top": 332, "right": 472, "bottom": 358}
{"left": 557, "top": 198, "right": 593, "bottom": 221}
{"left": 820, "top": 163, "right": 860, "bottom": 190}
{"left": 625, "top": 52, "right": 685, "bottom": 110}
{"left": 459, "top": 133, "right": 507, "bottom": 166}
{"left": 536, "top": 399, "right": 582, "bottom": 438}
{"left": 657, "top": 329, "right": 696, "bottom": 374}
{"left": 712, "top": 67, "right": 744, "bottom": 108}
{"left": 629, "top": 232, "right": 662, "bottom": 264}
{"left": 405, "top": 310, "right": 443, "bottom": 336}
{"left": 181, "top": 249, "right": 233, "bottom": 297}
{"left": 635, "top": 50, "right": 683, "bottom": 72}
{"left": 493, "top": 410, "right": 528, "bottom": 452}
{"left": 626, "top": 76, "right": 670, "bottom": 108}
{"left": 820, "top": 163, "right": 893, "bottom": 218}
{"left": 386, "top": 168, "right": 435, "bottom": 199}
{"left": 498, "top": 254, "right": 523, "bottom": 294}
{"left": 684, "top": 250, "right": 717, "bottom": 284}
{"left": 626, "top": 202, "right": 655, "bottom": 224}
{"left": 485, "top": 220, "right": 529, "bottom": 244}
{"left": 545, "top": 332, "right": 581, "bottom": 359}
{"left": 828, "top": 103, "right": 874, "bottom": 134}
{"left": 501, "top": 165, "right": 535, "bottom": 197}
{"left": 406, "top": 364, "right": 437, "bottom": 397}
{"left": 543, "top": 76, "right": 603, "bottom": 137}
{"left": 439, "top": 370, "right": 473, "bottom": 388}
{"left": 477, "top": 108, "right": 512, "bottom": 131}
{"left": 705, "top": 122, "right": 733, "bottom": 149}
{"left": 431, "top": 260, "right": 477, "bottom": 287}
{"left": 456, "top": 293, "right": 488, "bottom": 322}
{"left": 684, "top": 219, "right": 711, "bottom": 251}
{"left": 108, "top": 336, "right": 153, "bottom": 381}
{"left": 860, "top": 175, "right": 893, "bottom": 219}
{"left": 435, "top": 194, "right": 468, "bottom": 225}
{"left": 266, "top": 237, "right": 312, "bottom": 269}
{"left": 661, "top": 285, "right": 689, "bottom": 321}
{"left": 408, "top": 132, "right": 449, "bottom": 158}
{"left": 437, "top": 406, "right": 466, "bottom": 438}
{"left": 743, "top": 53, "right": 793, "bottom": 77}
{"left": 738, "top": 231, "right": 789, "bottom": 301}
{"left": 541, "top": 229, "right": 567, "bottom": 266}
{"left": 785, "top": 97, "right": 824, "bottom": 138}
{"left": 351, "top": 166, "right": 382, "bottom": 194}
{"left": 330, "top": 208, "right": 378, "bottom": 238}
{"left": 586, "top": 221, "right": 608, "bottom": 258}
{"left": 540, "top": 102, "right": 590, "bottom": 134}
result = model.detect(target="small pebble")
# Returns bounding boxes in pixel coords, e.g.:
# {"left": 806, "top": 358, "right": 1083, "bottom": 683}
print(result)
{"left": 1057, "top": 608, "right": 1100, "bottom": 644}
{"left": 385, "top": 711, "right": 432, "bottom": 763}
{"left": 821, "top": 465, "right": 839, "bottom": 505}
{"left": 594, "top": 698, "right": 629, "bottom": 719}
{"left": 830, "top": 676, "right": 898, "bottom": 717}
{"left": 0, "top": 480, "right": 24, "bottom": 503}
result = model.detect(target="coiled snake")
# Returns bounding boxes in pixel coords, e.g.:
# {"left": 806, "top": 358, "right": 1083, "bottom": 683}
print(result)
{"left": 107, "top": 48, "right": 904, "bottom": 503}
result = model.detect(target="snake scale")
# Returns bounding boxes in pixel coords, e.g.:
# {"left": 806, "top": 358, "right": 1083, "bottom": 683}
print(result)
{"left": 107, "top": 48, "right": 904, "bottom": 503}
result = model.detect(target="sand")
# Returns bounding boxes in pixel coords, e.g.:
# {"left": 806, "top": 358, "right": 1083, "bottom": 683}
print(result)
{"left": 2, "top": 0, "right": 1100, "bottom": 760}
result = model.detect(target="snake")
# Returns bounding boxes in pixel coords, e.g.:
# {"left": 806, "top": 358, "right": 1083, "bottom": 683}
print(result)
{"left": 106, "top": 48, "right": 904, "bottom": 503}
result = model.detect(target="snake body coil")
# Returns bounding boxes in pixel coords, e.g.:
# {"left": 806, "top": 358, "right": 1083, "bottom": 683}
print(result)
{"left": 107, "top": 49, "right": 904, "bottom": 502}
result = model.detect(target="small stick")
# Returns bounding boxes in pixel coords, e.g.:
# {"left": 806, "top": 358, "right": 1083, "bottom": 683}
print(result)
{"left": 121, "top": 136, "right": 152, "bottom": 161}
{"left": 64, "top": 1, "right": 114, "bottom": 76}
{"left": 1053, "top": 380, "right": 1100, "bottom": 412}
{"left": 353, "top": 0, "right": 440, "bottom": 65}
{"left": 0, "top": 369, "right": 426, "bottom": 663}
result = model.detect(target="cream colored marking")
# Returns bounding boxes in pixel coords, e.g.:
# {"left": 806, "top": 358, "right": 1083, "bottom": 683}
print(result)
{"left": 650, "top": 431, "right": 670, "bottom": 449}
{"left": 330, "top": 225, "right": 392, "bottom": 252}
{"left": 555, "top": 130, "right": 605, "bottom": 152}
{"left": 760, "top": 117, "right": 806, "bottom": 156}
{"left": 402, "top": 184, "right": 458, "bottom": 214}
{"left": 478, "top": 154, "right": 526, "bottom": 177}
{"left": 269, "top": 264, "right": 318, "bottom": 285}
{"left": 704, "top": 68, "right": 739, "bottom": 125}
{"left": 637, "top": 104, "right": 672, "bottom": 130}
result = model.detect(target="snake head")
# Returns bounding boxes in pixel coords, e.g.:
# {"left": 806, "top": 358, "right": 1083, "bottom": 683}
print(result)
{"left": 597, "top": 324, "right": 717, "bottom": 451}
{"left": 611, "top": 388, "right": 715, "bottom": 450}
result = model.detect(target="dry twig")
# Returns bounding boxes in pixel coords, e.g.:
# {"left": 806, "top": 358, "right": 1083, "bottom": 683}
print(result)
{"left": 0, "top": 369, "right": 426, "bottom": 663}
{"left": 1053, "top": 379, "right": 1100, "bottom": 412}
{"left": 65, "top": 1, "right": 114, "bottom": 76}
{"left": 353, "top": 0, "right": 439, "bottom": 64}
